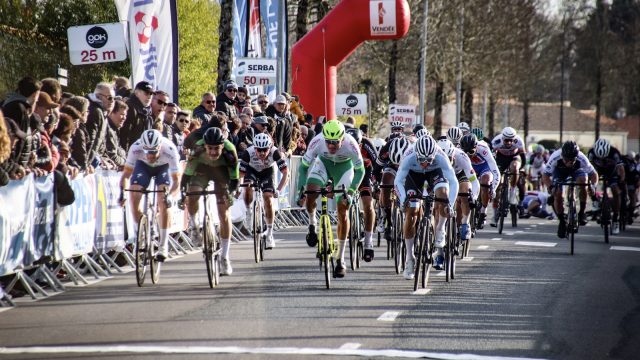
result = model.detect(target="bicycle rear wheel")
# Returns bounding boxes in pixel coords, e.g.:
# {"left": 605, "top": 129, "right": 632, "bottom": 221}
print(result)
{"left": 393, "top": 207, "right": 402, "bottom": 274}
{"left": 348, "top": 206, "right": 356, "bottom": 270}
{"left": 510, "top": 204, "right": 518, "bottom": 227}
{"left": 322, "top": 218, "right": 332, "bottom": 289}
{"left": 203, "top": 214, "right": 216, "bottom": 288}
{"left": 135, "top": 215, "right": 148, "bottom": 287}
{"left": 150, "top": 237, "right": 161, "bottom": 284}
{"left": 253, "top": 199, "right": 262, "bottom": 263}
{"left": 449, "top": 218, "right": 457, "bottom": 280}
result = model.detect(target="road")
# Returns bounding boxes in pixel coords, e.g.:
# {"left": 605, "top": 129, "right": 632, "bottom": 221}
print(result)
{"left": 0, "top": 217, "right": 639, "bottom": 360}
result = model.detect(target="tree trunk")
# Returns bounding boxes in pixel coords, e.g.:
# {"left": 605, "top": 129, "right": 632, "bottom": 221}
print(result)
{"left": 434, "top": 81, "right": 444, "bottom": 138}
{"left": 595, "top": 65, "right": 602, "bottom": 141}
{"left": 217, "top": 0, "right": 234, "bottom": 94}
{"left": 388, "top": 40, "right": 398, "bottom": 104}
{"left": 488, "top": 95, "right": 495, "bottom": 139}
{"left": 523, "top": 98, "right": 530, "bottom": 145}
{"left": 296, "top": 0, "right": 309, "bottom": 41}
{"left": 463, "top": 85, "right": 473, "bottom": 127}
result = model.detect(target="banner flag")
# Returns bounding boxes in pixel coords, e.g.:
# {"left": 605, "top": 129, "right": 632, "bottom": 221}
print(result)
{"left": 26, "top": 175, "right": 55, "bottom": 265}
{"left": 260, "top": 0, "right": 288, "bottom": 98}
{"left": 0, "top": 176, "right": 35, "bottom": 276}
{"left": 57, "top": 174, "right": 97, "bottom": 259}
{"left": 95, "top": 170, "right": 126, "bottom": 252}
{"left": 233, "top": 0, "right": 250, "bottom": 63}
{"left": 246, "top": 0, "right": 264, "bottom": 97}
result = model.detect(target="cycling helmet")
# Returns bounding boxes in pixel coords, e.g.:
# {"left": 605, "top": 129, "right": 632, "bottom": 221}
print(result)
{"left": 322, "top": 119, "right": 345, "bottom": 141}
{"left": 534, "top": 144, "right": 545, "bottom": 154}
{"left": 253, "top": 133, "right": 273, "bottom": 149}
{"left": 390, "top": 120, "right": 404, "bottom": 130}
{"left": 446, "top": 127, "right": 463, "bottom": 145}
{"left": 141, "top": 129, "right": 162, "bottom": 150}
{"left": 414, "top": 128, "right": 431, "bottom": 139}
{"left": 346, "top": 127, "right": 362, "bottom": 144}
{"left": 460, "top": 134, "right": 477, "bottom": 154}
{"left": 203, "top": 126, "right": 225, "bottom": 145}
{"left": 437, "top": 138, "right": 455, "bottom": 158}
{"left": 502, "top": 127, "right": 517, "bottom": 140}
{"left": 415, "top": 136, "right": 438, "bottom": 161}
{"left": 412, "top": 124, "right": 425, "bottom": 134}
{"left": 561, "top": 140, "right": 579, "bottom": 160}
{"left": 593, "top": 138, "right": 610, "bottom": 158}
{"left": 388, "top": 137, "right": 409, "bottom": 165}
{"left": 458, "top": 122, "right": 471, "bottom": 133}
{"left": 471, "top": 127, "right": 484, "bottom": 140}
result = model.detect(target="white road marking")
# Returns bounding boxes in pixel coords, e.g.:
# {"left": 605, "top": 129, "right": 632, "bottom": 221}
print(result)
{"left": 505, "top": 232, "right": 515, "bottom": 236}
{"left": 436, "top": 271, "right": 446, "bottom": 277}
{"left": 515, "top": 241, "right": 557, "bottom": 247}
{"left": 610, "top": 246, "right": 640, "bottom": 252}
{"left": 412, "top": 288, "right": 431, "bottom": 295}
{"left": 490, "top": 237, "right": 502, "bottom": 241}
{"left": 478, "top": 245, "right": 489, "bottom": 250}
{"left": 538, "top": 222, "right": 546, "bottom": 225}
{"left": 461, "top": 257, "right": 474, "bottom": 261}
{"left": 377, "top": 311, "right": 400, "bottom": 321}
{"left": 0, "top": 344, "right": 551, "bottom": 359}
{"left": 339, "top": 343, "right": 361, "bottom": 350}
{"left": 530, "top": 225, "right": 538, "bottom": 227}
{"left": 515, "top": 230, "right": 524, "bottom": 233}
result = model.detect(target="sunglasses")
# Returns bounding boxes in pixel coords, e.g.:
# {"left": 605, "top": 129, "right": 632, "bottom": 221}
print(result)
{"left": 325, "top": 139, "right": 341, "bottom": 146}
{"left": 178, "top": 118, "right": 190, "bottom": 123}
{"left": 206, "top": 100, "right": 216, "bottom": 105}
{"left": 227, "top": 88, "right": 238, "bottom": 93}
{"left": 99, "top": 94, "right": 114, "bottom": 101}
{"left": 417, "top": 155, "right": 435, "bottom": 163}
{"left": 144, "top": 149, "right": 159, "bottom": 155}
{"left": 256, "top": 148, "right": 269, "bottom": 153}
{"left": 157, "top": 100, "right": 167, "bottom": 107}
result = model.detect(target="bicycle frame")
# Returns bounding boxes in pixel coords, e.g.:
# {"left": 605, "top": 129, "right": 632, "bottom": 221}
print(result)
{"left": 184, "top": 188, "right": 221, "bottom": 288}
{"left": 241, "top": 182, "right": 266, "bottom": 263}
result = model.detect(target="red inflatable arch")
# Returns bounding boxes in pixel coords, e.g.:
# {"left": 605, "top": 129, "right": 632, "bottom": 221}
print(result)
{"left": 291, "top": 0, "right": 411, "bottom": 120}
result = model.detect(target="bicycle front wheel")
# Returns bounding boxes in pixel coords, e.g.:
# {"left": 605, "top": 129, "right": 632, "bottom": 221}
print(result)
{"left": 348, "top": 206, "right": 356, "bottom": 270}
{"left": 322, "top": 218, "right": 332, "bottom": 289}
{"left": 203, "top": 214, "right": 216, "bottom": 288}
{"left": 150, "top": 237, "right": 161, "bottom": 284}
{"left": 253, "top": 199, "right": 262, "bottom": 263}
{"left": 135, "top": 215, "right": 148, "bottom": 287}
{"left": 413, "top": 220, "right": 425, "bottom": 291}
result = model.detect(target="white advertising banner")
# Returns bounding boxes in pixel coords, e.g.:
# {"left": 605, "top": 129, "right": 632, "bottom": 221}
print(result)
{"left": 370, "top": 0, "right": 397, "bottom": 36}
{"left": 57, "top": 174, "right": 97, "bottom": 259}
{"left": 67, "top": 23, "right": 127, "bottom": 65}
{"left": 389, "top": 103, "right": 416, "bottom": 128}
{"left": 335, "top": 94, "right": 368, "bottom": 116}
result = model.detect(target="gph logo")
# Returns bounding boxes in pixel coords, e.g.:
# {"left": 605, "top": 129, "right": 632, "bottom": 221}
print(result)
{"left": 86, "top": 26, "right": 108, "bottom": 49}
{"left": 346, "top": 95, "right": 359, "bottom": 107}
{"left": 134, "top": 12, "right": 158, "bottom": 44}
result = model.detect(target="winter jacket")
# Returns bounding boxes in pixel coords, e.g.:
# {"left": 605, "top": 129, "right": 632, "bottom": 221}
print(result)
{"left": 215, "top": 92, "right": 237, "bottom": 120}
{"left": 105, "top": 120, "right": 127, "bottom": 167}
{"left": 119, "top": 95, "right": 153, "bottom": 151}
{"left": 85, "top": 94, "right": 109, "bottom": 164}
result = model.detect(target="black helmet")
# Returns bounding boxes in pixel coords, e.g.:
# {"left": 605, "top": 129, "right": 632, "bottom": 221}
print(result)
{"left": 346, "top": 127, "right": 362, "bottom": 144}
{"left": 203, "top": 127, "right": 225, "bottom": 145}
{"left": 412, "top": 124, "right": 425, "bottom": 134}
{"left": 460, "top": 134, "right": 477, "bottom": 154}
{"left": 561, "top": 140, "right": 579, "bottom": 160}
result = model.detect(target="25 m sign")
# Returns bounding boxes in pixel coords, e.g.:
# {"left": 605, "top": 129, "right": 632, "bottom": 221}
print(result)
{"left": 68, "top": 23, "right": 127, "bottom": 65}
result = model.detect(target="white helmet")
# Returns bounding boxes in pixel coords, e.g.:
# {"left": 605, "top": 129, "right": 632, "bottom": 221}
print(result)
{"left": 415, "top": 128, "right": 431, "bottom": 139}
{"left": 388, "top": 137, "right": 409, "bottom": 165}
{"left": 390, "top": 121, "right": 404, "bottom": 130}
{"left": 415, "top": 136, "right": 438, "bottom": 161}
{"left": 254, "top": 133, "right": 273, "bottom": 149}
{"left": 502, "top": 127, "right": 517, "bottom": 140}
{"left": 446, "top": 127, "right": 463, "bottom": 145}
{"left": 141, "top": 129, "right": 162, "bottom": 150}
{"left": 457, "top": 122, "right": 470, "bottom": 133}
{"left": 437, "top": 138, "right": 455, "bottom": 158}
{"left": 594, "top": 138, "right": 610, "bottom": 158}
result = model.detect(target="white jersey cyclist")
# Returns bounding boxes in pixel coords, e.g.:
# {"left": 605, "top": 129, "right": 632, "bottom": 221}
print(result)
{"left": 395, "top": 145, "right": 459, "bottom": 206}
{"left": 451, "top": 147, "right": 480, "bottom": 200}
{"left": 298, "top": 132, "right": 365, "bottom": 194}
{"left": 240, "top": 146, "right": 287, "bottom": 173}
{"left": 543, "top": 149, "right": 596, "bottom": 178}
{"left": 491, "top": 133, "right": 526, "bottom": 158}
{"left": 468, "top": 141, "right": 501, "bottom": 193}
{"left": 125, "top": 136, "right": 180, "bottom": 173}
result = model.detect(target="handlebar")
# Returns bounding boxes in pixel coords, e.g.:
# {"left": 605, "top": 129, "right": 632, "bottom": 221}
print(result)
{"left": 124, "top": 188, "right": 167, "bottom": 194}
{"left": 184, "top": 190, "right": 218, "bottom": 197}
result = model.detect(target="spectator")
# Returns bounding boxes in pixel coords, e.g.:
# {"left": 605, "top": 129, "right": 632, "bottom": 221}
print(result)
{"left": 104, "top": 99, "right": 128, "bottom": 169}
{"left": 86, "top": 82, "right": 115, "bottom": 168}
{"left": 0, "top": 112, "right": 12, "bottom": 186}
{"left": 188, "top": 118, "right": 201, "bottom": 133}
{"left": 53, "top": 139, "right": 77, "bottom": 206}
{"left": 256, "top": 93, "right": 269, "bottom": 113}
{"left": 251, "top": 115, "right": 270, "bottom": 136}
{"left": 30, "top": 110, "right": 57, "bottom": 174}
{"left": 184, "top": 113, "right": 226, "bottom": 151}
{"left": 314, "top": 115, "right": 326, "bottom": 136}
{"left": 359, "top": 123, "right": 369, "bottom": 137}
{"left": 119, "top": 81, "right": 154, "bottom": 151}
{"left": 2, "top": 76, "right": 41, "bottom": 168}
{"left": 51, "top": 112, "right": 76, "bottom": 145}
{"left": 52, "top": 114, "right": 79, "bottom": 179}
{"left": 234, "top": 86, "right": 250, "bottom": 114}
{"left": 290, "top": 96, "right": 305, "bottom": 125}
{"left": 113, "top": 76, "right": 132, "bottom": 98}
{"left": 162, "top": 102, "right": 178, "bottom": 140}
{"left": 62, "top": 98, "right": 91, "bottom": 171}
{"left": 173, "top": 110, "right": 190, "bottom": 160}
{"left": 216, "top": 79, "right": 238, "bottom": 119}
{"left": 265, "top": 95, "right": 294, "bottom": 155}
{"left": 33, "top": 92, "right": 58, "bottom": 129}
{"left": 237, "top": 113, "right": 253, "bottom": 153}
{"left": 60, "top": 92, "right": 74, "bottom": 107}
{"left": 192, "top": 92, "right": 217, "bottom": 126}
{"left": 40, "top": 78, "right": 62, "bottom": 104}
{"left": 241, "top": 106, "right": 253, "bottom": 118}
{"left": 151, "top": 90, "right": 169, "bottom": 120}
{"left": 227, "top": 115, "right": 241, "bottom": 148}
{"left": 345, "top": 116, "right": 356, "bottom": 128}
{"left": 294, "top": 124, "right": 308, "bottom": 156}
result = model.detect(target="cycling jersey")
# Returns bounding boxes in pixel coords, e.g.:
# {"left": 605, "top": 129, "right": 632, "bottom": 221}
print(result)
{"left": 587, "top": 147, "right": 623, "bottom": 177}
{"left": 374, "top": 136, "right": 406, "bottom": 180}
{"left": 125, "top": 137, "right": 180, "bottom": 174}
{"left": 184, "top": 139, "right": 239, "bottom": 193}
{"left": 521, "top": 191, "right": 551, "bottom": 216}
{"left": 298, "top": 133, "right": 365, "bottom": 193}
{"left": 451, "top": 147, "right": 480, "bottom": 200}
{"left": 468, "top": 141, "right": 501, "bottom": 192}
{"left": 492, "top": 134, "right": 526, "bottom": 170}
{"left": 240, "top": 146, "right": 287, "bottom": 173}
{"left": 529, "top": 153, "right": 547, "bottom": 169}
{"left": 359, "top": 137, "right": 377, "bottom": 169}
{"left": 394, "top": 146, "right": 459, "bottom": 205}
{"left": 543, "top": 149, "right": 596, "bottom": 179}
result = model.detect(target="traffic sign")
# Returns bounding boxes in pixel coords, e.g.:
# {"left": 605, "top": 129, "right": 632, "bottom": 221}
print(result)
{"left": 67, "top": 23, "right": 127, "bottom": 65}
{"left": 389, "top": 104, "right": 416, "bottom": 127}
{"left": 235, "top": 58, "right": 277, "bottom": 87}
{"left": 335, "top": 94, "right": 368, "bottom": 116}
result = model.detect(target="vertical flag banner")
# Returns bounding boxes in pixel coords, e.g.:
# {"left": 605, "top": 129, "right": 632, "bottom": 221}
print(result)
{"left": 114, "top": 0, "right": 179, "bottom": 102}
{"left": 233, "top": 0, "right": 250, "bottom": 64}
{"left": 247, "top": 0, "right": 264, "bottom": 96}
{"left": 260, "top": 0, "right": 288, "bottom": 97}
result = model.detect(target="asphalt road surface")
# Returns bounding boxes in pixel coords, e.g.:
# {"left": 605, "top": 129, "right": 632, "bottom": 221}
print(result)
{"left": 0, "top": 216, "right": 639, "bottom": 360}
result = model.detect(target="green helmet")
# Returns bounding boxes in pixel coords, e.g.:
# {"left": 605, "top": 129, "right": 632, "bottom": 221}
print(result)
{"left": 471, "top": 127, "right": 484, "bottom": 140}
{"left": 323, "top": 119, "right": 345, "bottom": 141}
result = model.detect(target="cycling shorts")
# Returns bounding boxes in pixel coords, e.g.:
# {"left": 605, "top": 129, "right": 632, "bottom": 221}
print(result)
{"left": 244, "top": 166, "right": 275, "bottom": 193}
{"left": 131, "top": 161, "right": 171, "bottom": 188}
{"left": 358, "top": 167, "right": 373, "bottom": 196}
{"left": 456, "top": 170, "right": 469, "bottom": 183}
{"left": 404, "top": 169, "right": 448, "bottom": 201}
{"left": 307, "top": 159, "right": 353, "bottom": 201}
{"left": 187, "top": 163, "right": 232, "bottom": 198}
{"left": 496, "top": 153, "right": 521, "bottom": 173}
{"left": 471, "top": 161, "right": 493, "bottom": 179}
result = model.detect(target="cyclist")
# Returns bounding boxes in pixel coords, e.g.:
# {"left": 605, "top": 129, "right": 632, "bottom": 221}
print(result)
{"left": 119, "top": 129, "right": 180, "bottom": 262}
{"left": 239, "top": 132, "right": 289, "bottom": 249}
{"left": 471, "top": 127, "right": 492, "bottom": 147}
{"left": 622, "top": 151, "right": 639, "bottom": 223}
{"left": 587, "top": 138, "right": 626, "bottom": 234}
{"left": 458, "top": 122, "right": 471, "bottom": 136}
{"left": 395, "top": 136, "right": 458, "bottom": 279}
{"left": 438, "top": 138, "right": 480, "bottom": 243}
{"left": 460, "top": 134, "right": 501, "bottom": 228}
{"left": 520, "top": 191, "right": 554, "bottom": 220}
{"left": 387, "top": 121, "right": 405, "bottom": 141}
{"left": 374, "top": 136, "right": 410, "bottom": 242}
{"left": 490, "top": 127, "right": 526, "bottom": 226}
{"left": 528, "top": 144, "right": 548, "bottom": 191}
{"left": 542, "top": 141, "right": 599, "bottom": 238}
{"left": 345, "top": 127, "right": 377, "bottom": 261}
{"left": 446, "top": 127, "right": 464, "bottom": 146}
{"left": 180, "top": 127, "right": 239, "bottom": 275}
{"left": 297, "top": 120, "right": 365, "bottom": 278}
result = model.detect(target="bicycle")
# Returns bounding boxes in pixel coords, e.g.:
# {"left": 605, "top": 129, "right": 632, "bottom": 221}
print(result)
{"left": 184, "top": 188, "right": 221, "bottom": 288}
{"left": 459, "top": 192, "right": 474, "bottom": 259}
{"left": 240, "top": 182, "right": 266, "bottom": 263}
{"left": 594, "top": 177, "right": 612, "bottom": 243}
{"left": 555, "top": 179, "right": 589, "bottom": 255}
{"left": 348, "top": 190, "right": 364, "bottom": 270}
{"left": 444, "top": 205, "right": 458, "bottom": 282}
{"left": 125, "top": 187, "right": 165, "bottom": 287}
{"left": 495, "top": 169, "right": 517, "bottom": 234}
{"left": 413, "top": 192, "right": 435, "bottom": 291}
{"left": 304, "top": 185, "right": 346, "bottom": 289}
{"left": 379, "top": 184, "right": 404, "bottom": 272}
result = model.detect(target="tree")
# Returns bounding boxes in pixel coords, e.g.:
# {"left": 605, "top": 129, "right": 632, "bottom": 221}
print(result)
{"left": 217, "top": 0, "right": 234, "bottom": 94}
